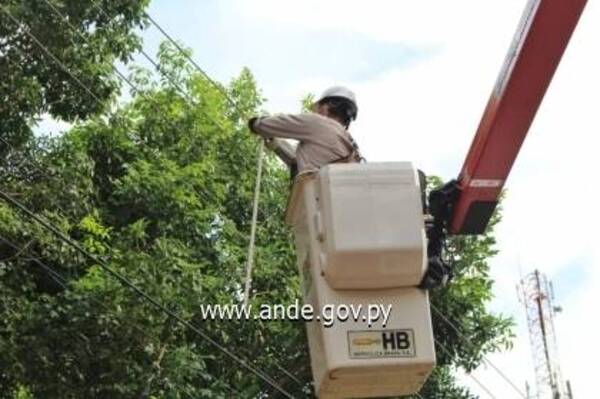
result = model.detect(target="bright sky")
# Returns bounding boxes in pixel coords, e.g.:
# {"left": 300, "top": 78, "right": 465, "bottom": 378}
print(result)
{"left": 38, "top": 0, "right": 600, "bottom": 397}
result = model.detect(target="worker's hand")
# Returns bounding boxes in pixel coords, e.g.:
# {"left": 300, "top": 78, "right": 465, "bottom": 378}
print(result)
{"left": 247, "top": 116, "right": 262, "bottom": 134}
{"left": 248, "top": 116, "right": 258, "bottom": 133}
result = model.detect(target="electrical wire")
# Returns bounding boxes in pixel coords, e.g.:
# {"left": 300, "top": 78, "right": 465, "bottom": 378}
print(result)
{"left": 430, "top": 304, "right": 527, "bottom": 398}
{"left": 2, "top": 7, "right": 297, "bottom": 397}
{"left": 43, "top": 0, "right": 197, "bottom": 109}
{"left": 106, "top": 9, "right": 534, "bottom": 399}
{"left": 2, "top": 9, "right": 102, "bottom": 105}
{"left": 4, "top": 4, "right": 244, "bottom": 221}
{"left": 143, "top": 12, "right": 238, "bottom": 109}
{"left": 0, "top": 235, "right": 151, "bottom": 340}
{"left": 0, "top": 234, "right": 242, "bottom": 398}
{"left": 468, "top": 373, "right": 498, "bottom": 399}
{"left": 0, "top": 187, "right": 295, "bottom": 398}
{"left": 0, "top": 235, "right": 304, "bottom": 397}
{"left": 0, "top": 136, "right": 56, "bottom": 183}
{"left": 9, "top": 6, "right": 525, "bottom": 399}
{"left": 138, "top": 8, "right": 288, "bottom": 377}
{"left": 39, "top": 0, "right": 248, "bottom": 169}
{"left": 39, "top": 1, "right": 170, "bottom": 101}
{"left": 434, "top": 338, "right": 497, "bottom": 399}
{"left": 1, "top": 12, "right": 508, "bottom": 397}
{"left": 0, "top": 13, "right": 282, "bottom": 386}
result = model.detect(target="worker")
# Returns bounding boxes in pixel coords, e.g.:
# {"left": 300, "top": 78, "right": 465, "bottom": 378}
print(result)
{"left": 248, "top": 86, "right": 363, "bottom": 178}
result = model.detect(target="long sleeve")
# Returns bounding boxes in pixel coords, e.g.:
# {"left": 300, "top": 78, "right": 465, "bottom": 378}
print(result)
{"left": 268, "top": 138, "right": 296, "bottom": 166}
{"left": 251, "top": 113, "right": 328, "bottom": 142}
{"left": 248, "top": 112, "right": 355, "bottom": 173}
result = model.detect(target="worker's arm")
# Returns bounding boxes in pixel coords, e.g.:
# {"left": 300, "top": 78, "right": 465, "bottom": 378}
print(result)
{"left": 265, "top": 138, "right": 296, "bottom": 167}
{"left": 249, "top": 113, "right": 323, "bottom": 142}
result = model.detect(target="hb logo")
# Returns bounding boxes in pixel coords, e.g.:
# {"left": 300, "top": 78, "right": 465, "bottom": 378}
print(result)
{"left": 382, "top": 331, "right": 411, "bottom": 350}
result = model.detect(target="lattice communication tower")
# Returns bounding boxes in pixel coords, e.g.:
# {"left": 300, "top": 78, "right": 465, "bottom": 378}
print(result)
{"left": 518, "top": 270, "right": 572, "bottom": 399}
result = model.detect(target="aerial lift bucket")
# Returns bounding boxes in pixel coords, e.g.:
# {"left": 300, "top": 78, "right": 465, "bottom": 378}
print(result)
{"left": 285, "top": 162, "right": 436, "bottom": 398}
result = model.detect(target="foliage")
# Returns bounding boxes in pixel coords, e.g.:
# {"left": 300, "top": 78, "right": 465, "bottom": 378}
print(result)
{"left": 428, "top": 177, "right": 514, "bottom": 373}
{"left": 0, "top": 41, "right": 513, "bottom": 398}
{"left": 412, "top": 177, "right": 514, "bottom": 397}
{"left": 0, "top": 0, "right": 149, "bottom": 152}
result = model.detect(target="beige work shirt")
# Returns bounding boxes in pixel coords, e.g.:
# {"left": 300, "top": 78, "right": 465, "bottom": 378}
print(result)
{"left": 252, "top": 113, "right": 359, "bottom": 172}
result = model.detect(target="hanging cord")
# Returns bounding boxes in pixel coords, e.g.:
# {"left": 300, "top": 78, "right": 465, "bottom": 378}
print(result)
{"left": 243, "top": 140, "right": 265, "bottom": 308}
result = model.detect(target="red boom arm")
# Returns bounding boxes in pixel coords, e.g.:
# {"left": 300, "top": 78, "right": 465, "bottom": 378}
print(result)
{"left": 450, "top": 0, "right": 587, "bottom": 234}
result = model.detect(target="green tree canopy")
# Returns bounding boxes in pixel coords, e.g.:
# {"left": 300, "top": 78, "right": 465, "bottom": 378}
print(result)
{"left": 0, "top": 40, "right": 513, "bottom": 397}
{"left": 0, "top": 0, "right": 149, "bottom": 151}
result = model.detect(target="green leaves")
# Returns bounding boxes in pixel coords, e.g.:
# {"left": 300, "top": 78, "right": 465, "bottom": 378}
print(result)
{"left": 1, "top": 30, "right": 513, "bottom": 398}
{"left": 0, "top": 0, "right": 149, "bottom": 152}
{"left": 425, "top": 179, "right": 514, "bottom": 391}
{"left": 78, "top": 212, "right": 111, "bottom": 254}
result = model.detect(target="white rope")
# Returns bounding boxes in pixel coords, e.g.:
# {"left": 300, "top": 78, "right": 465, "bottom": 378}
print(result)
{"left": 243, "top": 140, "right": 265, "bottom": 307}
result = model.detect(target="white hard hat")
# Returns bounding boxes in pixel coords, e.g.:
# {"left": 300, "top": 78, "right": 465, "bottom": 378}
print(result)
{"left": 316, "top": 86, "right": 358, "bottom": 122}
{"left": 316, "top": 86, "right": 357, "bottom": 108}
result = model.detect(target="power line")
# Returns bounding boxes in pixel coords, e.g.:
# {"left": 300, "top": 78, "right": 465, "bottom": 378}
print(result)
{"left": 0, "top": 235, "right": 150, "bottom": 340}
{"left": 140, "top": 4, "right": 278, "bottom": 323}
{"left": 42, "top": 0, "right": 197, "bottom": 109}
{"left": 0, "top": 234, "right": 243, "bottom": 398}
{"left": 8, "top": 0, "right": 261, "bottom": 171}
{"left": 3, "top": 5, "right": 233, "bottom": 211}
{"left": 38, "top": 0, "right": 247, "bottom": 155}
{"left": 1, "top": 9, "right": 102, "bottom": 105}
{"left": 2, "top": 8, "right": 295, "bottom": 396}
{"left": 143, "top": 12, "right": 238, "bottom": 109}
{"left": 1, "top": 8, "right": 515, "bottom": 397}
{"left": 3, "top": 2, "right": 257, "bottom": 226}
{"left": 0, "top": 235, "right": 304, "bottom": 397}
{"left": 434, "top": 338, "right": 497, "bottom": 399}
{"left": 0, "top": 189, "right": 294, "bottom": 398}
{"left": 430, "top": 304, "right": 527, "bottom": 398}
{"left": 40, "top": 0, "right": 162, "bottom": 100}
{"left": 468, "top": 372, "right": 498, "bottom": 399}
{"left": 35, "top": 0, "right": 223, "bottom": 145}
{"left": 0, "top": 136, "right": 56, "bottom": 183}
{"left": 6, "top": 6, "right": 508, "bottom": 399}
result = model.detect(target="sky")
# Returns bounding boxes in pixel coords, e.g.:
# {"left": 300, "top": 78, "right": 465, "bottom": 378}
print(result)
{"left": 38, "top": 0, "right": 600, "bottom": 397}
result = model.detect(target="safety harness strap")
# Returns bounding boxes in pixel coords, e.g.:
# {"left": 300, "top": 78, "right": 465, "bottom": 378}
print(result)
{"left": 330, "top": 133, "right": 363, "bottom": 164}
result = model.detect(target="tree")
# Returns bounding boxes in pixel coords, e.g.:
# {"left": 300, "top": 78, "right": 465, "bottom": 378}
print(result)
{"left": 0, "top": 43, "right": 513, "bottom": 398}
{"left": 0, "top": 0, "right": 149, "bottom": 152}
{"left": 417, "top": 179, "right": 514, "bottom": 398}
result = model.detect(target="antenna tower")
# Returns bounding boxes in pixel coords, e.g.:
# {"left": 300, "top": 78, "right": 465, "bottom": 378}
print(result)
{"left": 518, "top": 270, "right": 572, "bottom": 399}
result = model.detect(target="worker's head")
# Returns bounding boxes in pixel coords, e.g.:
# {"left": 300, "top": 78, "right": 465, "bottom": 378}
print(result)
{"left": 313, "top": 86, "right": 358, "bottom": 129}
